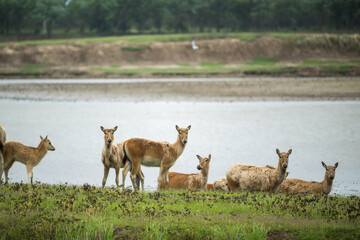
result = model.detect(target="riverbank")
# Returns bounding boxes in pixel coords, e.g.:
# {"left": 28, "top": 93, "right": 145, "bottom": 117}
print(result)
{"left": 1, "top": 77, "right": 360, "bottom": 101}
{"left": 0, "top": 183, "right": 359, "bottom": 239}
{"left": 1, "top": 33, "right": 360, "bottom": 79}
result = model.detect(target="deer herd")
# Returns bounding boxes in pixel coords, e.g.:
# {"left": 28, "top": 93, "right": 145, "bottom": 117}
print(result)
{"left": 0, "top": 123, "right": 339, "bottom": 195}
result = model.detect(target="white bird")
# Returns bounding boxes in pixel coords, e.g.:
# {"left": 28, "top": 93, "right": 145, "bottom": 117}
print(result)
{"left": 192, "top": 40, "right": 199, "bottom": 50}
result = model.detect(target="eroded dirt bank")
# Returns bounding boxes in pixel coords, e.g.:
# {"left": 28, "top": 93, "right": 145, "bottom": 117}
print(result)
{"left": 1, "top": 35, "right": 360, "bottom": 66}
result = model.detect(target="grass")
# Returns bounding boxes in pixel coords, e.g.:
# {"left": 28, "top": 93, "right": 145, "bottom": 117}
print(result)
{"left": 121, "top": 45, "right": 151, "bottom": 51}
{"left": 88, "top": 57, "right": 360, "bottom": 76}
{"left": 0, "top": 183, "right": 359, "bottom": 239}
{"left": 2, "top": 32, "right": 358, "bottom": 47}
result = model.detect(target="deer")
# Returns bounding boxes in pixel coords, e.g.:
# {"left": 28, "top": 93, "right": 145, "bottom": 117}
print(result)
{"left": 226, "top": 149, "right": 292, "bottom": 193}
{"left": 159, "top": 154, "right": 211, "bottom": 190}
{"left": 123, "top": 125, "right": 191, "bottom": 190}
{"left": 213, "top": 177, "right": 230, "bottom": 191}
{"left": 280, "top": 162, "right": 338, "bottom": 195}
{"left": 0, "top": 135, "right": 55, "bottom": 184}
{"left": 100, "top": 126, "right": 144, "bottom": 190}
{"left": 0, "top": 124, "right": 6, "bottom": 181}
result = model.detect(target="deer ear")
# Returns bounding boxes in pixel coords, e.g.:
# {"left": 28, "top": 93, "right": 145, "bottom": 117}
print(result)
{"left": 287, "top": 149, "right": 292, "bottom": 155}
{"left": 187, "top": 125, "right": 191, "bottom": 131}
{"left": 321, "top": 161, "right": 327, "bottom": 168}
{"left": 113, "top": 126, "right": 118, "bottom": 132}
{"left": 44, "top": 135, "right": 48, "bottom": 141}
{"left": 40, "top": 135, "right": 43, "bottom": 140}
{"left": 208, "top": 154, "right": 211, "bottom": 160}
{"left": 276, "top": 149, "right": 280, "bottom": 156}
{"left": 335, "top": 162, "right": 339, "bottom": 168}
{"left": 100, "top": 126, "right": 105, "bottom": 132}
{"left": 196, "top": 155, "right": 202, "bottom": 161}
{"left": 176, "top": 125, "right": 180, "bottom": 131}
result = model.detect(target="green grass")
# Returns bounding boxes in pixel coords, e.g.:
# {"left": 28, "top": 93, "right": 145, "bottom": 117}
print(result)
{"left": 2, "top": 32, "right": 358, "bottom": 47}
{"left": 0, "top": 183, "right": 359, "bottom": 239}
{"left": 245, "top": 57, "right": 278, "bottom": 66}
{"left": 121, "top": 45, "right": 151, "bottom": 51}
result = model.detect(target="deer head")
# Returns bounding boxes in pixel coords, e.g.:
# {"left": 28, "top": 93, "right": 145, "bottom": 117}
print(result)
{"left": 176, "top": 125, "right": 191, "bottom": 145}
{"left": 276, "top": 149, "right": 292, "bottom": 172}
{"left": 100, "top": 126, "right": 118, "bottom": 146}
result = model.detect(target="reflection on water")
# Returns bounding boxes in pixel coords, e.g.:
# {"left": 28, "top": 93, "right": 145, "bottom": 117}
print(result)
{"left": 0, "top": 100, "right": 359, "bottom": 195}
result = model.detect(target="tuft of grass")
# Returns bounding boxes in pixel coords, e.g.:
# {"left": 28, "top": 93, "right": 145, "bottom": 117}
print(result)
{"left": 245, "top": 57, "right": 278, "bottom": 66}
{"left": 178, "top": 62, "right": 190, "bottom": 67}
{"left": 121, "top": 45, "right": 151, "bottom": 51}
{"left": 111, "top": 64, "right": 121, "bottom": 68}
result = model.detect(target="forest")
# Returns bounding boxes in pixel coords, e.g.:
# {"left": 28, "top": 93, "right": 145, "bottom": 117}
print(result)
{"left": 1, "top": 0, "right": 359, "bottom": 40}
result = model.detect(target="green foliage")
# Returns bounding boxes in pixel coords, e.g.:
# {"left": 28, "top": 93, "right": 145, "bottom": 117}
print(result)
{"left": 1, "top": 0, "right": 360, "bottom": 40}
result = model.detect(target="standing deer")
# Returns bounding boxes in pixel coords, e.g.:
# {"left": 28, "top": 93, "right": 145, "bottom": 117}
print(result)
{"left": 280, "top": 162, "right": 338, "bottom": 195}
{"left": 226, "top": 149, "right": 292, "bottom": 193}
{"left": 160, "top": 154, "right": 211, "bottom": 190}
{"left": 0, "top": 124, "right": 6, "bottom": 178}
{"left": 1, "top": 136, "right": 55, "bottom": 184}
{"left": 123, "top": 125, "right": 191, "bottom": 190}
{"left": 100, "top": 126, "right": 144, "bottom": 189}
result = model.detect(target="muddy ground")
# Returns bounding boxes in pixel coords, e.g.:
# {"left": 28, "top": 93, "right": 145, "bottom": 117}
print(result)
{"left": 1, "top": 77, "right": 360, "bottom": 101}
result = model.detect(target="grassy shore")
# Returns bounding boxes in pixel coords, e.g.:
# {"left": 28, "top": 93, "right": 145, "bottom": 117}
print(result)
{"left": 0, "top": 183, "right": 359, "bottom": 239}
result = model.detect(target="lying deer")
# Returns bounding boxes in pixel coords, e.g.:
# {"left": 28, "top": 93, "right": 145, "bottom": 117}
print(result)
{"left": 1, "top": 135, "right": 55, "bottom": 184}
{"left": 160, "top": 154, "right": 211, "bottom": 190}
{"left": 101, "top": 126, "right": 144, "bottom": 189}
{"left": 280, "top": 162, "right": 338, "bottom": 195}
{"left": 226, "top": 149, "right": 292, "bottom": 193}
{"left": 213, "top": 177, "right": 230, "bottom": 191}
{"left": 123, "top": 125, "right": 191, "bottom": 190}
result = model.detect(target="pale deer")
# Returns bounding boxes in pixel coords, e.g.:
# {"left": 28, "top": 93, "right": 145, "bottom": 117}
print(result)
{"left": 280, "top": 162, "right": 338, "bottom": 195}
{"left": 213, "top": 177, "right": 230, "bottom": 191}
{"left": 160, "top": 154, "right": 211, "bottom": 190}
{"left": 100, "top": 126, "right": 144, "bottom": 190}
{"left": 123, "top": 125, "right": 191, "bottom": 190}
{"left": 1, "top": 136, "right": 55, "bottom": 184}
{"left": 226, "top": 149, "right": 292, "bottom": 193}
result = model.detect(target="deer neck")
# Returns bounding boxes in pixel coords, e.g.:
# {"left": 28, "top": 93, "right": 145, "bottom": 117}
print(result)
{"left": 275, "top": 160, "right": 287, "bottom": 183}
{"left": 35, "top": 141, "right": 48, "bottom": 164}
{"left": 104, "top": 141, "right": 114, "bottom": 155}
{"left": 321, "top": 176, "right": 333, "bottom": 194}
{"left": 199, "top": 167, "right": 209, "bottom": 188}
{"left": 170, "top": 135, "right": 186, "bottom": 160}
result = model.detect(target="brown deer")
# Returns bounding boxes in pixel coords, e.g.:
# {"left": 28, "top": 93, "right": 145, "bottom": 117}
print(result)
{"left": 0, "top": 124, "right": 6, "bottom": 176}
{"left": 226, "top": 149, "right": 292, "bottom": 193}
{"left": 160, "top": 154, "right": 211, "bottom": 190}
{"left": 123, "top": 125, "right": 191, "bottom": 190}
{"left": 100, "top": 126, "right": 144, "bottom": 190}
{"left": 1, "top": 136, "right": 55, "bottom": 184}
{"left": 206, "top": 183, "right": 214, "bottom": 191}
{"left": 280, "top": 162, "right": 338, "bottom": 195}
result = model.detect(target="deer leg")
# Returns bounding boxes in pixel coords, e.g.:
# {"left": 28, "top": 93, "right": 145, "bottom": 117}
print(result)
{"left": 26, "top": 165, "right": 33, "bottom": 185}
{"left": 164, "top": 169, "right": 170, "bottom": 190}
{"left": 102, "top": 166, "right": 110, "bottom": 188}
{"left": 115, "top": 167, "right": 120, "bottom": 187}
{"left": 0, "top": 157, "right": 3, "bottom": 184}
{"left": 4, "top": 160, "right": 14, "bottom": 184}
{"left": 157, "top": 165, "right": 168, "bottom": 190}
{"left": 139, "top": 170, "right": 145, "bottom": 191}
{"left": 122, "top": 160, "right": 131, "bottom": 190}
{"left": 130, "top": 160, "right": 140, "bottom": 191}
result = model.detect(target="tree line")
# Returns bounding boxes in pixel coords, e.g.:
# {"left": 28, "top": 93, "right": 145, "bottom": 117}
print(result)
{"left": 1, "top": 0, "right": 359, "bottom": 39}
